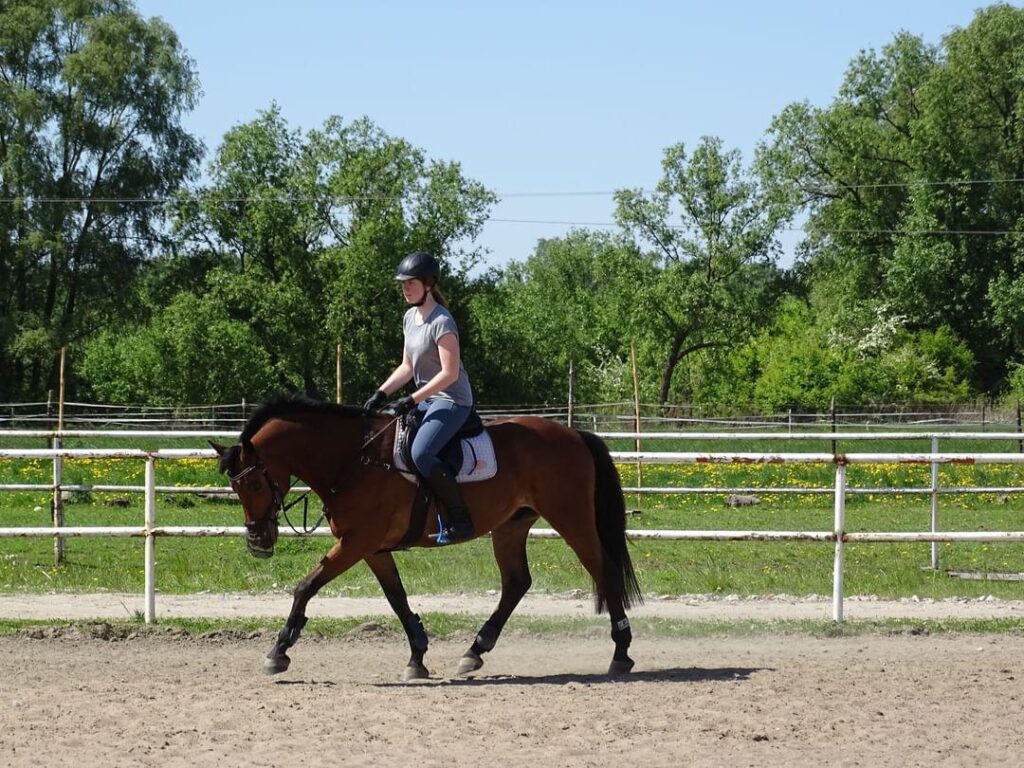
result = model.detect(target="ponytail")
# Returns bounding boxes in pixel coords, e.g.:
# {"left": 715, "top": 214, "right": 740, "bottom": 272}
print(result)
{"left": 431, "top": 286, "right": 448, "bottom": 308}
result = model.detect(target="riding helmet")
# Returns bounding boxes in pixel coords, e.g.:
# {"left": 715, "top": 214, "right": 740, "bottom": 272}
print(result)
{"left": 395, "top": 251, "right": 440, "bottom": 282}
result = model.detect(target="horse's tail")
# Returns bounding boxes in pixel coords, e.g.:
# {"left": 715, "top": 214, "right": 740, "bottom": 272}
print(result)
{"left": 578, "top": 430, "right": 643, "bottom": 613}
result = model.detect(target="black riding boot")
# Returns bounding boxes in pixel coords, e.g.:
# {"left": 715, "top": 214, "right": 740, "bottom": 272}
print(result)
{"left": 426, "top": 465, "right": 475, "bottom": 543}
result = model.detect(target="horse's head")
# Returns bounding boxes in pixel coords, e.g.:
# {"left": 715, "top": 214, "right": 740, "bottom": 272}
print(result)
{"left": 211, "top": 440, "right": 285, "bottom": 559}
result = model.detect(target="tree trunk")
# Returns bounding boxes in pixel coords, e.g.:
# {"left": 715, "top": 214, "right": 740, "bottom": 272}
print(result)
{"left": 659, "top": 327, "right": 689, "bottom": 403}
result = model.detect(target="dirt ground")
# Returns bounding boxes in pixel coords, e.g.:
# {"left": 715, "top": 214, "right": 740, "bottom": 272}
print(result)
{"left": 3, "top": 626, "right": 1023, "bottom": 767}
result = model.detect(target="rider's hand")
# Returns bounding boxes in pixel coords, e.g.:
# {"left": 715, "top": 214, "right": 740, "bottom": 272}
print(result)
{"left": 363, "top": 390, "right": 388, "bottom": 412}
{"left": 386, "top": 396, "right": 416, "bottom": 417}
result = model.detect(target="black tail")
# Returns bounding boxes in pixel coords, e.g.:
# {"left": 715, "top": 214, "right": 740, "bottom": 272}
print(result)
{"left": 578, "top": 430, "right": 643, "bottom": 613}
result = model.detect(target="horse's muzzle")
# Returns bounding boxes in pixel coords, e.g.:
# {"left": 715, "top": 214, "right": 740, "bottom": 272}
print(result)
{"left": 246, "top": 537, "right": 275, "bottom": 559}
{"left": 245, "top": 525, "right": 277, "bottom": 559}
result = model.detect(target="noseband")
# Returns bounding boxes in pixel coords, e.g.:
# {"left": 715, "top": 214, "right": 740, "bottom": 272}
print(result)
{"left": 228, "top": 452, "right": 291, "bottom": 535}
{"left": 228, "top": 414, "right": 400, "bottom": 536}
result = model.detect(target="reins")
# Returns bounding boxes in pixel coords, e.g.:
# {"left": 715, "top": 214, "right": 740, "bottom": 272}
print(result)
{"left": 232, "top": 413, "right": 402, "bottom": 536}
{"left": 354, "top": 414, "right": 400, "bottom": 473}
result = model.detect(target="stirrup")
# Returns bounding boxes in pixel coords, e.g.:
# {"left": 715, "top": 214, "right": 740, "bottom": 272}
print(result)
{"left": 429, "top": 512, "right": 473, "bottom": 545}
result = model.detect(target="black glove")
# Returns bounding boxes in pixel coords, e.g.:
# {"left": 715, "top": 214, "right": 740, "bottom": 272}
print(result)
{"left": 386, "top": 395, "right": 416, "bottom": 416}
{"left": 363, "top": 389, "right": 388, "bottom": 412}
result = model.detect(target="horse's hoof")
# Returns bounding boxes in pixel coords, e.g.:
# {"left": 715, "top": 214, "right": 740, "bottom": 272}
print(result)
{"left": 400, "top": 663, "right": 430, "bottom": 682}
{"left": 263, "top": 653, "right": 291, "bottom": 675}
{"left": 607, "top": 657, "right": 635, "bottom": 676}
{"left": 457, "top": 652, "right": 483, "bottom": 676}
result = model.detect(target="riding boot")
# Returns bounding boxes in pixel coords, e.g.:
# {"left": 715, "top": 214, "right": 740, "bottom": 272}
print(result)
{"left": 425, "top": 465, "right": 475, "bottom": 543}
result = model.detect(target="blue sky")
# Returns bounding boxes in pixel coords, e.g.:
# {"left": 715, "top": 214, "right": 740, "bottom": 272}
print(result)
{"left": 135, "top": 0, "right": 997, "bottom": 270}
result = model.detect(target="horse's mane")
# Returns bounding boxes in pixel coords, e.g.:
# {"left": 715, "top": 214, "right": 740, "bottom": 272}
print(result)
{"left": 239, "top": 393, "right": 364, "bottom": 445}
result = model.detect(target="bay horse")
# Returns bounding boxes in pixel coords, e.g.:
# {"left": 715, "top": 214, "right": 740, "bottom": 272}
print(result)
{"left": 212, "top": 394, "right": 641, "bottom": 680}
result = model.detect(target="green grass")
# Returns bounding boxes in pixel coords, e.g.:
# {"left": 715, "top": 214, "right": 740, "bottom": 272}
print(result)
{"left": 3, "top": 433, "right": 1024, "bottom": 601}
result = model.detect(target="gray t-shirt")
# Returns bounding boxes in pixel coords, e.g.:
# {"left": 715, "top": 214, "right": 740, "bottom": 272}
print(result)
{"left": 403, "top": 305, "right": 474, "bottom": 406}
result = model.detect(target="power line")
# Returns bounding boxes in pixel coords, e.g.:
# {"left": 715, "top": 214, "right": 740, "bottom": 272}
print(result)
{"left": 0, "top": 206, "right": 1014, "bottom": 237}
{"left": 792, "top": 228, "right": 1017, "bottom": 236}
{"left": 489, "top": 219, "right": 1016, "bottom": 236}
{"left": 490, "top": 218, "right": 618, "bottom": 227}
{"left": 1, "top": 175, "right": 1024, "bottom": 205}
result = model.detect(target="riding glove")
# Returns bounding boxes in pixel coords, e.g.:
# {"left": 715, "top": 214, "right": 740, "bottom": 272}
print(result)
{"left": 363, "top": 389, "right": 388, "bottom": 412}
{"left": 386, "top": 396, "right": 417, "bottom": 416}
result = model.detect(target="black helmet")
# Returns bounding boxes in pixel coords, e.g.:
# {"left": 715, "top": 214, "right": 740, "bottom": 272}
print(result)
{"left": 395, "top": 251, "right": 440, "bottom": 282}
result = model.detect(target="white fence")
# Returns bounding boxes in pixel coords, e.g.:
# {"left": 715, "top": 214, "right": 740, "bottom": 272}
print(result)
{"left": 2, "top": 430, "right": 1024, "bottom": 624}
{"left": 3, "top": 399, "right": 1020, "bottom": 432}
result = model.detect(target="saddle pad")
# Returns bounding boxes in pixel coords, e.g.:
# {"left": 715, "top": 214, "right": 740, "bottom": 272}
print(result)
{"left": 393, "top": 426, "right": 498, "bottom": 484}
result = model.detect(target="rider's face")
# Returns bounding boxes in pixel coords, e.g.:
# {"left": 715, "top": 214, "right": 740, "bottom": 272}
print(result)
{"left": 401, "top": 278, "right": 427, "bottom": 304}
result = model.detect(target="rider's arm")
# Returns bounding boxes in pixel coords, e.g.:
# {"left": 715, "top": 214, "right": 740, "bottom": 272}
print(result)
{"left": 378, "top": 348, "right": 414, "bottom": 396}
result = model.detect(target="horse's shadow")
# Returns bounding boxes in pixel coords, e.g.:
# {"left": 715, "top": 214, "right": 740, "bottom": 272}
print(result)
{"left": 373, "top": 666, "right": 768, "bottom": 687}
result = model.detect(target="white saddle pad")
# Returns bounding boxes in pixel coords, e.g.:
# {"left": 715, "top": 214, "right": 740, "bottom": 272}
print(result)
{"left": 393, "top": 425, "right": 498, "bottom": 484}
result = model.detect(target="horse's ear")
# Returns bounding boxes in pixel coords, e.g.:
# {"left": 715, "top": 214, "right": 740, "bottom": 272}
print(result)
{"left": 209, "top": 441, "right": 228, "bottom": 456}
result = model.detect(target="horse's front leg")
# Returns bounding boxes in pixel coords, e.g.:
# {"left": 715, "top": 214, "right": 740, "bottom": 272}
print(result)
{"left": 264, "top": 539, "right": 362, "bottom": 675}
{"left": 364, "top": 552, "right": 430, "bottom": 682}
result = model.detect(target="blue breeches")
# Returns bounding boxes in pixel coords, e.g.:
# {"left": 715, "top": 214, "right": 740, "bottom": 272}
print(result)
{"left": 410, "top": 398, "right": 472, "bottom": 477}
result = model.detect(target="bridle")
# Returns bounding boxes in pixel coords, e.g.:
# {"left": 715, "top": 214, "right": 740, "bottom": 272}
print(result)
{"left": 228, "top": 413, "right": 401, "bottom": 536}
{"left": 228, "top": 451, "right": 300, "bottom": 534}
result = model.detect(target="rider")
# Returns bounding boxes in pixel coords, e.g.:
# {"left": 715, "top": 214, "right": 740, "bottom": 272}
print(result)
{"left": 363, "top": 251, "right": 476, "bottom": 543}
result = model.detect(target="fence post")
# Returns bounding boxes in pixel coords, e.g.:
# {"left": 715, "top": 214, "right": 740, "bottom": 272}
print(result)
{"left": 630, "top": 341, "right": 642, "bottom": 491}
{"left": 53, "top": 347, "right": 66, "bottom": 564}
{"left": 144, "top": 456, "right": 157, "bottom": 624}
{"left": 830, "top": 397, "right": 837, "bottom": 455}
{"left": 52, "top": 436, "right": 64, "bottom": 565}
{"left": 336, "top": 343, "right": 343, "bottom": 404}
{"left": 930, "top": 436, "right": 940, "bottom": 571}
{"left": 1017, "top": 400, "right": 1022, "bottom": 454}
{"left": 832, "top": 459, "right": 847, "bottom": 623}
{"left": 567, "top": 360, "right": 575, "bottom": 428}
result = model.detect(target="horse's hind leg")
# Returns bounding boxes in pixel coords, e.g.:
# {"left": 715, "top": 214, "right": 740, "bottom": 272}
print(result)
{"left": 364, "top": 552, "right": 431, "bottom": 682}
{"left": 458, "top": 507, "right": 539, "bottom": 675}
{"left": 544, "top": 518, "right": 635, "bottom": 676}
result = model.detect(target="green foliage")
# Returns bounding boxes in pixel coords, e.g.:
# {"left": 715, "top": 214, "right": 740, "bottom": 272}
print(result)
{"left": 0, "top": 0, "right": 203, "bottom": 400}
{"left": 760, "top": 4, "right": 1024, "bottom": 392}
{"left": 81, "top": 287, "right": 282, "bottom": 404}
{"left": 467, "top": 230, "right": 644, "bottom": 403}
{"left": 615, "top": 137, "right": 790, "bottom": 402}
{"left": 83, "top": 106, "right": 496, "bottom": 404}
{"left": 707, "top": 296, "right": 976, "bottom": 409}
{"left": 6, "top": 2, "right": 1024, "bottom": 410}
{"left": 1005, "top": 363, "right": 1024, "bottom": 403}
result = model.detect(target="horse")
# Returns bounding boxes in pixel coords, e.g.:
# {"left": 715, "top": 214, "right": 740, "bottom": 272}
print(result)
{"left": 212, "top": 393, "right": 642, "bottom": 681}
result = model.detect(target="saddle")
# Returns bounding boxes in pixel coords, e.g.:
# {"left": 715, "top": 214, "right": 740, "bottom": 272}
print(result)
{"left": 393, "top": 409, "right": 497, "bottom": 484}
{"left": 383, "top": 409, "right": 497, "bottom": 552}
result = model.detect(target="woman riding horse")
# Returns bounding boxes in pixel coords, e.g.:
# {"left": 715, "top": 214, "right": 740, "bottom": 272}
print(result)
{"left": 214, "top": 394, "right": 641, "bottom": 680}
{"left": 363, "top": 251, "right": 475, "bottom": 543}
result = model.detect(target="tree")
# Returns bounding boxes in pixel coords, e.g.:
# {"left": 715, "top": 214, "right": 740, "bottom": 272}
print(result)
{"left": 0, "top": 0, "right": 202, "bottom": 399}
{"left": 615, "top": 137, "right": 789, "bottom": 402}
{"left": 760, "top": 4, "right": 1024, "bottom": 391}
{"left": 466, "top": 230, "right": 645, "bottom": 403}
{"left": 85, "top": 107, "right": 496, "bottom": 403}
{"left": 712, "top": 297, "right": 975, "bottom": 410}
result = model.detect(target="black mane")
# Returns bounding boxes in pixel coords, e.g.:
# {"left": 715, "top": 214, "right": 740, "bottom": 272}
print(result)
{"left": 239, "top": 393, "right": 365, "bottom": 445}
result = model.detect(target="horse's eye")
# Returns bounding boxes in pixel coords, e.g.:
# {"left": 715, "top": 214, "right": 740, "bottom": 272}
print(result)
{"left": 249, "top": 479, "right": 263, "bottom": 492}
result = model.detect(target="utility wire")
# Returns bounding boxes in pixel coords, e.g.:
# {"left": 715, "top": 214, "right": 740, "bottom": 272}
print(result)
{"left": 489, "top": 218, "right": 1017, "bottom": 236}
{"left": 1, "top": 175, "right": 1024, "bottom": 205}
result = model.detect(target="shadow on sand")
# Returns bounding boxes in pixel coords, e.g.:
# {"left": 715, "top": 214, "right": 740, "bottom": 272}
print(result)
{"left": 373, "top": 666, "right": 769, "bottom": 687}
